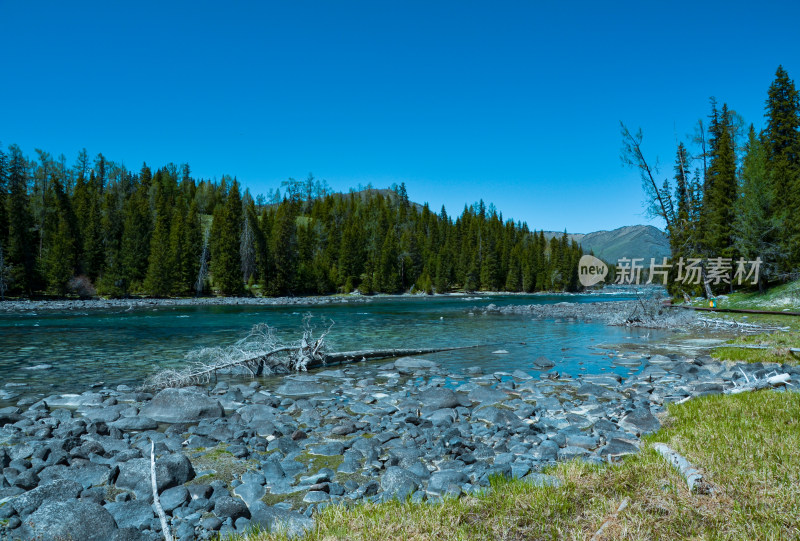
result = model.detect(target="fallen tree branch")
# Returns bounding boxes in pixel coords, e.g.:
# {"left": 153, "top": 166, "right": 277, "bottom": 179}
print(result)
{"left": 151, "top": 440, "right": 174, "bottom": 541}
{"left": 321, "top": 346, "right": 478, "bottom": 365}
{"left": 725, "top": 372, "right": 792, "bottom": 394}
{"left": 143, "top": 318, "right": 479, "bottom": 390}
{"left": 590, "top": 497, "right": 629, "bottom": 541}
{"left": 653, "top": 443, "right": 712, "bottom": 494}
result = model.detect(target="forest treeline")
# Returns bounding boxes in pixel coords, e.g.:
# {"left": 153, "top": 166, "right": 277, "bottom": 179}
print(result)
{"left": 0, "top": 150, "right": 584, "bottom": 298}
{"left": 624, "top": 65, "right": 800, "bottom": 295}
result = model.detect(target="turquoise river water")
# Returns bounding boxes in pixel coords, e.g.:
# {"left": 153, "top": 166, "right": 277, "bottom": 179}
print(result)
{"left": 0, "top": 294, "right": 666, "bottom": 399}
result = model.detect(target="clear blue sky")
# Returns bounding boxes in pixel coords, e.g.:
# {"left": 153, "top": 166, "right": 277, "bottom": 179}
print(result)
{"left": 2, "top": 1, "right": 798, "bottom": 233}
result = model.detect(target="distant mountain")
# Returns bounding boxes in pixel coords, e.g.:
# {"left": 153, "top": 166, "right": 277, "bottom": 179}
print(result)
{"left": 544, "top": 225, "right": 670, "bottom": 264}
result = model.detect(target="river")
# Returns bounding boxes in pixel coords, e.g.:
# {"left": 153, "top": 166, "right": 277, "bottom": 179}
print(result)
{"left": 0, "top": 294, "right": 667, "bottom": 400}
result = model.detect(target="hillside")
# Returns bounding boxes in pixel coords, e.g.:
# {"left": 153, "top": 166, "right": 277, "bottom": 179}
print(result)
{"left": 544, "top": 225, "right": 670, "bottom": 264}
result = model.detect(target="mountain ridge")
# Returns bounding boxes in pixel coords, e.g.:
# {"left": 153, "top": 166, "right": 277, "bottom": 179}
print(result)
{"left": 542, "top": 225, "right": 670, "bottom": 264}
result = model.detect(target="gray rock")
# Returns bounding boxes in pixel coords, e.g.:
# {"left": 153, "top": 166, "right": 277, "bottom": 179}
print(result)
{"left": 116, "top": 454, "right": 195, "bottom": 500}
{"left": 11, "top": 479, "right": 83, "bottom": 516}
{"left": 104, "top": 500, "right": 155, "bottom": 530}
{"left": 214, "top": 496, "right": 250, "bottom": 520}
{"left": 274, "top": 380, "right": 325, "bottom": 397}
{"left": 233, "top": 482, "right": 266, "bottom": 509}
{"left": 249, "top": 501, "right": 314, "bottom": 537}
{"left": 303, "top": 490, "right": 330, "bottom": 503}
{"left": 380, "top": 466, "right": 421, "bottom": 499}
{"left": 418, "top": 387, "right": 463, "bottom": 409}
{"left": 22, "top": 500, "right": 118, "bottom": 541}
{"left": 12, "top": 468, "right": 39, "bottom": 489}
{"left": 38, "top": 462, "right": 114, "bottom": 489}
{"left": 426, "top": 470, "right": 468, "bottom": 495}
{"left": 308, "top": 442, "right": 345, "bottom": 456}
{"left": 111, "top": 416, "right": 159, "bottom": 431}
{"left": 159, "top": 485, "right": 189, "bottom": 513}
{"left": 533, "top": 356, "right": 555, "bottom": 369}
{"left": 599, "top": 438, "right": 640, "bottom": 460}
{"left": 619, "top": 408, "right": 661, "bottom": 435}
{"left": 140, "top": 387, "right": 224, "bottom": 423}
{"left": 394, "top": 357, "right": 439, "bottom": 374}
{"left": 472, "top": 406, "right": 522, "bottom": 426}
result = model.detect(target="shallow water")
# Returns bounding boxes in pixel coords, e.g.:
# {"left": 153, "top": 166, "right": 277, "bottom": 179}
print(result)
{"left": 0, "top": 294, "right": 666, "bottom": 398}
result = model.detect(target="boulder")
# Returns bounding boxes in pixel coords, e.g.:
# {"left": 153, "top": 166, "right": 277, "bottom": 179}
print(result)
{"left": 533, "top": 356, "right": 555, "bottom": 369}
{"left": 248, "top": 501, "right": 314, "bottom": 537}
{"left": 620, "top": 408, "right": 661, "bottom": 435}
{"left": 115, "top": 454, "right": 194, "bottom": 501}
{"left": 104, "top": 500, "right": 155, "bottom": 530}
{"left": 140, "top": 387, "right": 223, "bottom": 423}
{"left": 417, "top": 387, "right": 463, "bottom": 409}
{"left": 11, "top": 479, "right": 83, "bottom": 516}
{"left": 111, "top": 416, "right": 159, "bottom": 431}
{"left": 159, "top": 485, "right": 189, "bottom": 513}
{"left": 380, "top": 466, "right": 421, "bottom": 499}
{"left": 394, "top": 357, "right": 439, "bottom": 374}
{"left": 426, "top": 470, "right": 468, "bottom": 495}
{"left": 21, "top": 500, "right": 118, "bottom": 541}
{"left": 214, "top": 495, "right": 250, "bottom": 520}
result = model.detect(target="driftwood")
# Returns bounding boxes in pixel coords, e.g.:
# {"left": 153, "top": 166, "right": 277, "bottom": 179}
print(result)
{"left": 143, "top": 319, "right": 477, "bottom": 390}
{"left": 590, "top": 497, "right": 629, "bottom": 541}
{"left": 725, "top": 370, "right": 792, "bottom": 394}
{"left": 151, "top": 441, "right": 173, "bottom": 541}
{"left": 653, "top": 443, "right": 712, "bottom": 494}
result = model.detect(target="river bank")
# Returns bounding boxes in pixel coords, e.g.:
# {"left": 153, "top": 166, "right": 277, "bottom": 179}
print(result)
{"left": 1, "top": 338, "right": 797, "bottom": 540}
{"left": 0, "top": 287, "right": 648, "bottom": 313}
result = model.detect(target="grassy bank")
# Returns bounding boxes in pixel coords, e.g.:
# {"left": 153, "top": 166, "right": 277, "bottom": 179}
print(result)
{"left": 230, "top": 390, "right": 800, "bottom": 540}
{"left": 712, "top": 329, "right": 800, "bottom": 365}
{"left": 690, "top": 278, "right": 800, "bottom": 312}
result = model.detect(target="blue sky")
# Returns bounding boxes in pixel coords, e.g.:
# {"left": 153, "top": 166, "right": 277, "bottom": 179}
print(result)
{"left": 2, "top": 1, "right": 799, "bottom": 233}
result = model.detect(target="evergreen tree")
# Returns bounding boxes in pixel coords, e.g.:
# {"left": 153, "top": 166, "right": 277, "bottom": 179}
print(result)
{"left": 0, "top": 145, "right": 9, "bottom": 256}
{"left": 702, "top": 104, "right": 738, "bottom": 265}
{"left": 120, "top": 168, "right": 153, "bottom": 292}
{"left": 734, "top": 127, "right": 778, "bottom": 290}
{"left": 764, "top": 66, "right": 800, "bottom": 271}
{"left": 268, "top": 200, "right": 297, "bottom": 295}
{"left": 376, "top": 227, "right": 401, "bottom": 293}
{"left": 6, "top": 145, "right": 37, "bottom": 294}
{"left": 144, "top": 180, "right": 175, "bottom": 296}
{"left": 210, "top": 180, "right": 244, "bottom": 295}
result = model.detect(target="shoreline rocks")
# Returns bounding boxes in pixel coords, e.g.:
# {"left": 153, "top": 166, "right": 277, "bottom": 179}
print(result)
{"left": 0, "top": 354, "right": 798, "bottom": 540}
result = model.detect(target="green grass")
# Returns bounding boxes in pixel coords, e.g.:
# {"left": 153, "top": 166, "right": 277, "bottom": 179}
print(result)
{"left": 188, "top": 444, "right": 258, "bottom": 487}
{"left": 712, "top": 330, "right": 800, "bottom": 365}
{"left": 235, "top": 390, "right": 800, "bottom": 540}
{"left": 690, "top": 278, "right": 800, "bottom": 312}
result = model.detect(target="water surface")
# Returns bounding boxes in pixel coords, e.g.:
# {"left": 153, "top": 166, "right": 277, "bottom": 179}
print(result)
{"left": 0, "top": 294, "right": 664, "bottom": 398}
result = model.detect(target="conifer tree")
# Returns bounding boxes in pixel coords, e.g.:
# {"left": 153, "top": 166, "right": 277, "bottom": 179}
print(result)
{"left": 120, "top": 167, "right": 153, "bottom": 292}
{"left": 734, "top": 127, "right": 778, "bottom": 289}
{"left": 268, "top": 200, "right": 296, "bottom": 295}
{"left": 210, "top": 180, "right": 244, "bottom": 295}
{"left": 764, "top": 66, "right": 800, "bottom": 271}
{"left": 702, "top": 104, "right": 738, "bottom": 263}
{"left": 6, "top": 145, "right": 37, "bottom": 294}
{"left": 144, "top": 180, "right": 175, "bottom": 296}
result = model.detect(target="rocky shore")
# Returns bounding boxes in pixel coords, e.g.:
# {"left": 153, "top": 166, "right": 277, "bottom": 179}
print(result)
{"left": 1, "top": 350, "right": 797, "bottom": 540}
{"left": 0, "top": 295, "right": 372, "bottom": 313}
